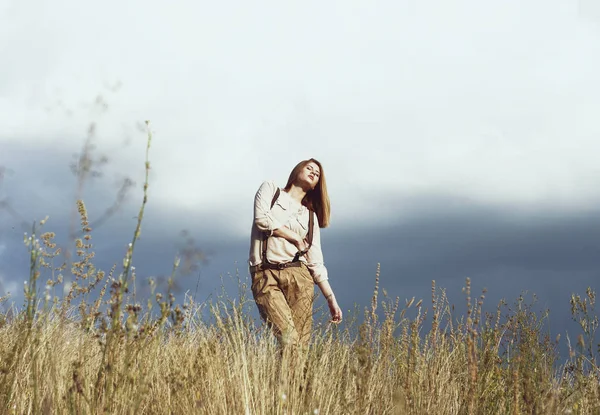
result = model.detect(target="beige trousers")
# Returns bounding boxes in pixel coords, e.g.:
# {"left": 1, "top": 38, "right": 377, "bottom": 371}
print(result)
{"left": 251, "top": 263, "right": 315, "bottom": 348}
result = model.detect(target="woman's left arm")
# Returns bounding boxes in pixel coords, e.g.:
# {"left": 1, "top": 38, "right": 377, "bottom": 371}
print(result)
{"left": 316, "top": 279, "right": 342, "bottom": 323}
{"left": 304, "top": 212, "right": 327, "bottom": 283}
{"left": 305, "top": 212, "right": 342, "bottom": 323}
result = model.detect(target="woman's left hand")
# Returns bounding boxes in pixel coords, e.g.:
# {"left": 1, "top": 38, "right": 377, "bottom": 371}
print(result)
{"left": 327, "top": 296, "right": 343, "bottom": 324}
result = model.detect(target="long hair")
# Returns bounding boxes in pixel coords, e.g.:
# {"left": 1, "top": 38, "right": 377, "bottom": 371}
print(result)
{"left": 284, "top": 158, "right": 330, "bottom": 228}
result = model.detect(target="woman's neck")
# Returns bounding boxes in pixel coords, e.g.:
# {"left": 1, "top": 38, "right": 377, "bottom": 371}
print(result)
{"left": 285, "top": 184, "right": 306, "bottom": 204}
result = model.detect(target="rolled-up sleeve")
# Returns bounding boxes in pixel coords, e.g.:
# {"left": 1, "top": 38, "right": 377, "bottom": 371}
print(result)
{"left": 305, "top": 212, "right": 329, "bottom": 283}
{"left": 253, "top": 181, "right": 283, "bottom": 236}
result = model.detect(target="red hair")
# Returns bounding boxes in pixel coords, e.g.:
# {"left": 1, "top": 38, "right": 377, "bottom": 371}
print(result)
{"left": 284, "top": 158, "right": 330, "bottom": 228}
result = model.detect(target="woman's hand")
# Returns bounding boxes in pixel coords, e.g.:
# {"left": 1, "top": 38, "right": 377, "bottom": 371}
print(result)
{"left": 293, "top": 235, "right": 310, "bottom": 253}
{"left": 272, "top": 228, "right": 308, "bottom": 252}
{"left": 317, "top": 280, "right": 342, "bottom": 324}
{"left": 327, "top": 294, "right": 343, "bottom": 324}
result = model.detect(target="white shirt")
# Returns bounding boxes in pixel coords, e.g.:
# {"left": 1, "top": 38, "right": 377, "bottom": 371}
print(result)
{"left": 248, "top": 180, "right": 328, "bottom": 283}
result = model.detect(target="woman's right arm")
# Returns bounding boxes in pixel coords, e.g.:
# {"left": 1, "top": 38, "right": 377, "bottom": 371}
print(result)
{"left": 254, "top": 181, "right": 305, "bottom": 248}
{"left": 273, "top": 227, "right": 307, "bottom": 250}
{"left": 253, "top": 181, "right": 283, "bottom": 236}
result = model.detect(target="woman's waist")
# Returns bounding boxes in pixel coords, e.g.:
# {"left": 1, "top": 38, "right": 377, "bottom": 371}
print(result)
{"left": 249, "top": 238, "right": 306, "bottom": 264}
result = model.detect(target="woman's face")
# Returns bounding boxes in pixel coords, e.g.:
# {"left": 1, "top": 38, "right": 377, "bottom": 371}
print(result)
{"left": 298, "top": 161, "right": 320, "bottom": 190}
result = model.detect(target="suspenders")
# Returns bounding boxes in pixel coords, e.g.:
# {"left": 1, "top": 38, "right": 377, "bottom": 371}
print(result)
{"left": 253, "top": 187, "right": 314, "bottom": 272}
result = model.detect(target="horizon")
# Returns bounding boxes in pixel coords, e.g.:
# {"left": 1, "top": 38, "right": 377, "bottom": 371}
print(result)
{"left": 1, "top": 0, "right": 599, "bottom": 362}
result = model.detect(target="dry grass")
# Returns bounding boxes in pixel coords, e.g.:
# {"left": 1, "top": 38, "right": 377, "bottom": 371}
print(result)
{"left": 0, "top": 122, "right": 599, "bottom": 414}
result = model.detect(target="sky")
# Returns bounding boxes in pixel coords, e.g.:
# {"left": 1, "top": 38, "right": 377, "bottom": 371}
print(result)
{"left": 1, "top": 0, "right": 600, "bottom": 358}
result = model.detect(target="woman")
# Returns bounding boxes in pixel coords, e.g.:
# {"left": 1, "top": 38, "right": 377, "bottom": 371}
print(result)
{"left": 249, "top": 158, "right": 342, "bottom": 349}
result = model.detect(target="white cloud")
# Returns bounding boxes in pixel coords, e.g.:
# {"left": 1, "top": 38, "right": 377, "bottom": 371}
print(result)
{"left": 2, "top": 0, "right": 600, "bottom": 235}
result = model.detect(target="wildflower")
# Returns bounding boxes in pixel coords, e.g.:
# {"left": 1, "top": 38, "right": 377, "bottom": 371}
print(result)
{"left": 281, "top": 393, "right": 287, "bottom": 401}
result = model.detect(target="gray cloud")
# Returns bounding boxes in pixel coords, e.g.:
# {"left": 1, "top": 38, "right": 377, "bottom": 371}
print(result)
{"left": 2, "top": 159, "right": 598, "bottom": 361}
{"left": 2, "top": 0, "right": 600, "bottom": 362}
{"left": 3, "top": 0, "right": 600, "bottom": 228}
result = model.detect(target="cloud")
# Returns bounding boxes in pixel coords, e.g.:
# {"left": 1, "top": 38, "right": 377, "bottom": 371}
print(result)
{"left": 1, "top": 179, "right": 597, "bottom": 358}
{"left": 1, "top": 0, "right": 600, "bottom": 236}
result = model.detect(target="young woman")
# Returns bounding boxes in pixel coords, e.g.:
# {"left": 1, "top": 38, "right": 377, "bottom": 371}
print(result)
{"left": 249, "top": 158, "right": 342, "bottom": 348}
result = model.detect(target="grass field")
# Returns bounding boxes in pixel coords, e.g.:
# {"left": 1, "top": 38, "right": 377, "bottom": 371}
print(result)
{"left": 0, "top": 123, "right": 598, "bottom": 414}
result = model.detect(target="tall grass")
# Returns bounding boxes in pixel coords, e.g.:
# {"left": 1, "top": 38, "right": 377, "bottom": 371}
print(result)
{"left": 0, "top": 123, "right": 598, "bottom": 414}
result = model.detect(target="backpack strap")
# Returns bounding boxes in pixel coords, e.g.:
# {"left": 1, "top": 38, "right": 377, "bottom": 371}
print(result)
{"left": 261, "top": 187, "right": 281, "bottom": 263}
{"left": 306, "top": 210, "right": 314, "bottom": 250}
{"left": 292, "top": 208, "right": 314, "bottom": 262}
{"left": 271, "top": 188, "right": 281, "bottom": 209}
